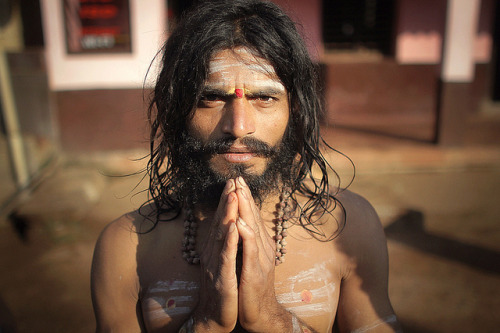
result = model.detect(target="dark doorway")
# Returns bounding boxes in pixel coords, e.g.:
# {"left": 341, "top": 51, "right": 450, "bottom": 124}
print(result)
{"left": 322, "top": 0, "right": 396, "bottom": 55}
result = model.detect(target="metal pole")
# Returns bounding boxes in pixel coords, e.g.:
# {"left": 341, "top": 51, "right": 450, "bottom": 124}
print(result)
{"left": 0, "top": 50, "right": 29, "bottom": 188}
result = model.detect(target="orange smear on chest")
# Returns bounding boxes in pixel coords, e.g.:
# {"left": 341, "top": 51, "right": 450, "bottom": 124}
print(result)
{"left": 301, "top": 289, "right": 313, "bottom": 303}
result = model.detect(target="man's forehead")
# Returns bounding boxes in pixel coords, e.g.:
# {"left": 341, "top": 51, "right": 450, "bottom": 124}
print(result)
{"left": 208, "top": 47, "right": 278, "bottom": 78}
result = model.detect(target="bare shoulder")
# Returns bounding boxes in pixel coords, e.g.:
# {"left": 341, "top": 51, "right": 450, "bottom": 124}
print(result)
{"left": 91, "top": 204, "right": 181, "bottom": 331}
{"left": 91, "top": 207, "right": 157, "bottom": 331}
{"left": 94, "top": 207, "right": 148, "bottom": 254}
{"left": 92, "top": 204, "right": 172, "bottom": 269}
{"left": 91, "top": 207, "right": 154, "bottom": 287}
{"left": 332, "top": 189, "right": 388, "bottom": 276}
{"left": 291, "top": 188, "right": 383, "bottom": 249}
{"left": 327, "top": 191, "right": 400, "bottom": 331}
{"left": 335, "top": 189, "right": 382, "bottom": 233}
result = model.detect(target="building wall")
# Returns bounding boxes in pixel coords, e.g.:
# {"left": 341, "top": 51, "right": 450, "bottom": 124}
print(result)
{"left": 42, "top": 0, "right": 496, "bottom": 151}
{"left": 326, "top": 0, "right": 497, "bottom": 145}
{"left": 272, "top": 0, "right": 323, "bottom": 60}
{"left": 55, "top": 89, "right": 149, "bottom": 151}
{"left": 50, "top": 0, "right": 324, "bottom": 152}
{"left": 38, "top": 0, "right": 166, "bottom": 152}
{"left": 324, "top": 61, "right": 440, "bottom": 141}
{"left": 395, "top": 0, "right": 447, "bottom": 64}
{"left": 40, "top": 0, "right": 166, "bottom": 90}
{"left": 395, "top": 0, "right": 494, "bottom": 64}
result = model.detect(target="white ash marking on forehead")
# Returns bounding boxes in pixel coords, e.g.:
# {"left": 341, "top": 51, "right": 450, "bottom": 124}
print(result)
{"left": 208, "top": 58, "right": 276, "bottom": 76}
{"left": 204, "top": 78, "right": 285, "bottom": 92}
{"left": 208, "top": 47, "right": 277, "bottom": 77}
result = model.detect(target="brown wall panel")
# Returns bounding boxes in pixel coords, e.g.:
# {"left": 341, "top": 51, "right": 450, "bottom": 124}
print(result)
{"left": 56, "top": 89, "right": 150, "bottom": 152}
{"left": 324, "top": 61, "right": 439, "bottom": 141}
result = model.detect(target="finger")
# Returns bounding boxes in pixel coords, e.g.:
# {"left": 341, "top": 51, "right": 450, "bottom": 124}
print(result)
{"left": 235, "top": 177, "right": 260, "bottom": 233}
{"left": 219, "top": 221, "right": 239, "bottom": 284}
{"left": 236, "top": 179, "right": 276, "bottom": 251}
{"left": 236, "top": 218, "right": 260, "bottom": 269}
{"left": 236, "top": 177, "right": 272, "bottom": 242}
{"left": 210, "top": 191, "right": 238, "bottom": 256}
{"left": 211, "top": 179, "right": 237, "bottom": 242}
{"left": 236, "top": 177, "right": 261, "bottom": 220}
{"left": 224, "top": 191, "right": 239, "bottom": 225}
{"left": 204, "top": 185, "right": 238, "bottom": 267}
{"left": 235, "top": 178, "right": 274, "bottom": 260}
{"left": 215, "top": 179, "right": 236, "bottom": 226}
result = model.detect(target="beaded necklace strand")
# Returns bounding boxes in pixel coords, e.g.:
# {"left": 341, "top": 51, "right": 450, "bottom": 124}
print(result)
{"left": 181, "top": 188, "right": 291, "bottom": 266}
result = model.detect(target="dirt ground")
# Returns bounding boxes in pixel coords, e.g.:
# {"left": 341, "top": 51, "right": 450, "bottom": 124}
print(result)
{"left": 1, "top": 128, "right": 499, "bottom": 332}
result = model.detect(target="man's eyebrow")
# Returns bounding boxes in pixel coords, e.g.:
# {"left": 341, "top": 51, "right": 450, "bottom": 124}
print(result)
{"left": 246, "top": 87, "right": 286, "bottom": 96}
{"left": 200, "top": 85, "right": 286, "bottom": 96}
{"left": 200, "top": 86, "right": 230, "bottom": 96}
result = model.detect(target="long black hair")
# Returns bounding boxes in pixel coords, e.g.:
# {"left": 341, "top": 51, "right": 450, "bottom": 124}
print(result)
{"left": 147, "top": 0, "right": 348, "bottom": 239}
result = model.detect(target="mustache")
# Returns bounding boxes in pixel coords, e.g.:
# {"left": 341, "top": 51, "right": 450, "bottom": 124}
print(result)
{"left": 186, "top": 136, "right": 277, "bottom": 158}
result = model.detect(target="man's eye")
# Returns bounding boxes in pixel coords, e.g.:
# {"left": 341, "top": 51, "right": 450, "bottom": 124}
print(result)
{"left": 201, "top": 94, "right": 221, "bottom": 102}
{"left": 198, "top": 94, "right": 225, "bottom": 107}
{"left": 258, "top": 96, "right": 274, "bottom": 102}
{"left": 253, "top": 95, "right": 276, "bottom": 105}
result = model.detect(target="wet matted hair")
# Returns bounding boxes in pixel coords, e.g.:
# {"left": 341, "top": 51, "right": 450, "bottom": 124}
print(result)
{"left": 146, "top": 0, "right": 350, "bottom": 239}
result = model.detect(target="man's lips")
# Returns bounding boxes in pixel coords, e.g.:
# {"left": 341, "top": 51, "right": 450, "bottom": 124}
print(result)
{"left": 219, "top": 146, "right": 257, "bottom": 163}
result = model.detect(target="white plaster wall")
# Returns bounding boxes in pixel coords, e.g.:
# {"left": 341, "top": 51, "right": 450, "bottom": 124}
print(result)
{"left": 40, "top": 0, "right": 166, "bottom": 91}
{"left": 442, "top": 0, "right": 481, "bottom": 82}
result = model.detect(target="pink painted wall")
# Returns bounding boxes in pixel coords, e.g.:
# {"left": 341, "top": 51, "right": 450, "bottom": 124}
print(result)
{"left": 396, "top": 0, "right": 494, "bottom": 64}
{"left": 475, "top": 0, "right": 495, "bottom": 63}
{"left": 271, "top": 0, "right": 323, "bottom": 61}
{"left": 395, "top": 0, "right": 447, "bottom": 64}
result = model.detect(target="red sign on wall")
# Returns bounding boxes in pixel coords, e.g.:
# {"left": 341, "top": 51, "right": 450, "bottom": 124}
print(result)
{"left": 64, "top": 0, "right": 132, "bottom": 54}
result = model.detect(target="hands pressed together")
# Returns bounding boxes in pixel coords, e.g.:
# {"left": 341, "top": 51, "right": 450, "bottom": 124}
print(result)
{"left": 188, "top": 177, "right": 297, "bottom": 332}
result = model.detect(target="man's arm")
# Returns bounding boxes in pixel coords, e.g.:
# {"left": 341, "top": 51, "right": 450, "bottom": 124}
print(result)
{"left": 91, "top": 216, "right": 143, "bottom": 332}
{"left": 334, "top": 192, "right": 402, "bottom": 333}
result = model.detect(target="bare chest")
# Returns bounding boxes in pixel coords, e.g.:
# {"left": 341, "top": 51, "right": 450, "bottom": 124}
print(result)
{"left": 139, "top": 258, "right": 340, "bottom": 332}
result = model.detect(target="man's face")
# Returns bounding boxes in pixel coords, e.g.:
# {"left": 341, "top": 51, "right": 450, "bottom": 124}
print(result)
{"left": 187, "top": 47, "right": 290, "bottom": 181}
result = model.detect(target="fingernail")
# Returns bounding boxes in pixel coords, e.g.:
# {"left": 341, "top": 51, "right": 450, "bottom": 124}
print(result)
{"left": 229, "top": 223, "right": 236, "bottom": 232}
{"left": 225, "top": 179, "right": 235, "bottom": 193}
{"left": 238, "top": 217, "right": 247, "bottom": 226}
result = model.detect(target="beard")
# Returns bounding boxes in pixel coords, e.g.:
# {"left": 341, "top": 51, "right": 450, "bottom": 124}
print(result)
{"left": 173, "top": 131, "right": 296, "bottom": 208}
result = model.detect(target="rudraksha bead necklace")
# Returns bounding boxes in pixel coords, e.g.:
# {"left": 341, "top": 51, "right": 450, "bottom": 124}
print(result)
{"left": 181, "top": 188, "right": 292, "bottom": 266}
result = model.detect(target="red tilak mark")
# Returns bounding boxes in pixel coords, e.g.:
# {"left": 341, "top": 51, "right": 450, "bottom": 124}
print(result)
{"left": 235, "top": 88, "right": 244, "bottom": 98}
{"left": 167, "top": 298, "right": 176, "bottom": 309}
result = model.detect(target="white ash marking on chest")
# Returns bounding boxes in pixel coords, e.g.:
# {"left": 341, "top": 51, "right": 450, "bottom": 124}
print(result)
{"left": 143, "top": 280, "right": 200, "bottom": 320}
{"left": 275, "top": 261, "right": 336, "bottom": 317}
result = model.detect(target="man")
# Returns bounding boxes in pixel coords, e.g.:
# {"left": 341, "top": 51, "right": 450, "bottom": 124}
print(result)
{"left": 91, "top": 1, "right": 401, "bottom": 332}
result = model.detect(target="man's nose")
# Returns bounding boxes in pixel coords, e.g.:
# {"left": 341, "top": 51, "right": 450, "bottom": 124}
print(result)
{"left": 221, "top": 98, "right": 256, "bottom": 138}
